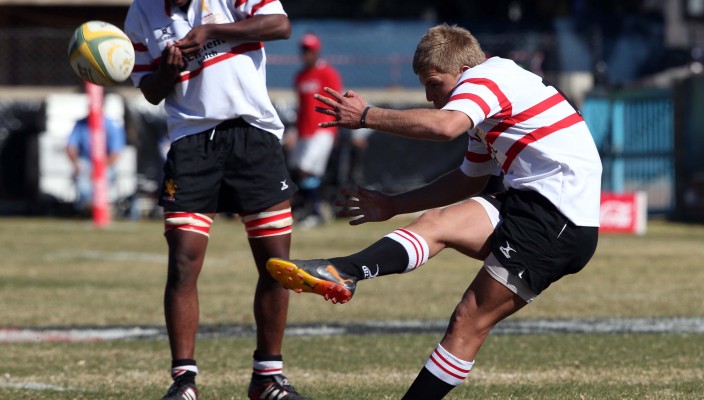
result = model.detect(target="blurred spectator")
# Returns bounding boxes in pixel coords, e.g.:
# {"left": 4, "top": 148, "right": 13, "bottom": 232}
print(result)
{"left": 338, "top": 127, "right": 373, "bottom": 189}
{"left": 65, "top": 115, "right": 126, "bottom": 214}
{"left": 287, "top": 33, "right": 344, "bottom": 228}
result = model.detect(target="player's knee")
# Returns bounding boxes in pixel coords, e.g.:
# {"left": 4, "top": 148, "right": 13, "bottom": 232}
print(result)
{"left": 448, "top": 299, "right": 482, "bottom": 330}
{"left": 164, "top": 212, "right": 213, "bottom": 237}
{"left": 166, "top": 264, "right": 198, "bottom": 288}
{"left": 165, "top": 253, "right": 202, "bottom": 288}
{"left": 243, "top": 208, "right": 293, "bottom": 238}
{"left": 410, "top": 209, "right": 443, "bottom": 231}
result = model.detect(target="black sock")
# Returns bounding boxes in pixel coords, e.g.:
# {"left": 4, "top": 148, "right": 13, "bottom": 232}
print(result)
{"left": 253, "top": 350, "right": 282, "bottom": 362}
{"left": 401, "top": 367, "right": 455, "bottom": 400}
{"left": 171, "top": 359, "right": 197, "bottom": 384}
{"left": 329, "top": 237, "right": 409, "bottom": 280}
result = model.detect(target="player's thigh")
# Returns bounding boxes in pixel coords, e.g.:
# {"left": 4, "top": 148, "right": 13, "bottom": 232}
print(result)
{"left": 406, "top": 198, "right": 495, "bottom": 259}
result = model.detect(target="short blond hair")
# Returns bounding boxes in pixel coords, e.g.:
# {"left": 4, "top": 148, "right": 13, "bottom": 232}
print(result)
{"left": 412, "top": 24, "right": 486, "bottom": 76}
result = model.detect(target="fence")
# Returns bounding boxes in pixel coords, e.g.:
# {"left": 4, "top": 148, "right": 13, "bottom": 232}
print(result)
{"left": 582, "top": 88, "right": 675, "bottom": 214}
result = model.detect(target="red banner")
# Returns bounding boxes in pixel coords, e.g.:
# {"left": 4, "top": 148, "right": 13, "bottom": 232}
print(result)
{"left": 599, "top": 192, "right": 647, "bottom": 234}
{"left": 85, "top": 82, "right": 110, "bottom": 228}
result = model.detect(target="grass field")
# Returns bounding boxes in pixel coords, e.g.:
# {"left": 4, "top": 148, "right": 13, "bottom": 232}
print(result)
{"left": 1, "top": 216, "right": 703, "bottom": 399}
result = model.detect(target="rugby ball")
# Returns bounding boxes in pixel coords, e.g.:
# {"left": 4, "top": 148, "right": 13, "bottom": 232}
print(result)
{"left": 68, "top": 21, "right": 135, "bottom": 86}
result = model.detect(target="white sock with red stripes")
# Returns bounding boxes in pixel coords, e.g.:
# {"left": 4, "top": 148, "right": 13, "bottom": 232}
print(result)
{"left": 424, "top": 343, "right": 474, "bottom": 385}
{"left": 253, "top": 359, "right": 283, "bottom": 376}
{"left": 385, "top": 228, "right": 430, "bottom": 273}
{"left": 252, "top": 351, "right": 283, "bottom": 378}
{"left": 401, "top": 344, "right": 474, "bottom": 400}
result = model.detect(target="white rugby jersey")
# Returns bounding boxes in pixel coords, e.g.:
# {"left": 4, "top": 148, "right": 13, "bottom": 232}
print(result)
{"left": 125, "top": 0, "right": 286, "bottom": 142}
{"left": 444, "top": 57, "right": 602, "bottom": 227}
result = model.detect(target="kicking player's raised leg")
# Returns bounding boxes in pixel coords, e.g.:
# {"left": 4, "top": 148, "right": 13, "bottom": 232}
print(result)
{"left": 267, "top": 195, "right": 497, "bottom": 304}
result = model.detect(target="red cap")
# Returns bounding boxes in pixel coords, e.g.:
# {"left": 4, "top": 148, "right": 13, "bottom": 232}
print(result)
{"left": 300, "top": 33, "right": 321, "bottom": 52}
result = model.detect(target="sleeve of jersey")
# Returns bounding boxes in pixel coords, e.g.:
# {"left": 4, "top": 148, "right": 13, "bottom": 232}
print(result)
{"left": 236, "top": 0, "right": 287, "bottom": 16}
{"left": 124, "top": 5, "right": 157, "bottom": 88}
{"left": 442, "top": 80, "right": 501, "bottom": 129}
{"left": 460, "top": 129, "right": 501, "bottom": 177}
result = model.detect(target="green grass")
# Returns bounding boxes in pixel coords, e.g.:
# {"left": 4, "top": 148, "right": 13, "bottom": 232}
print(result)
{"left": 2, "top": 334, "right": 703, "bottom": 399}
{"left": 0, "top": 216, "right": 703, "bottom": 399}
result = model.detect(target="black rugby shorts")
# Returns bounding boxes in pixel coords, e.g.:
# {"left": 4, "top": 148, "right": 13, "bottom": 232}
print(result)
{"left": 490, "top": 189, "right": 598, "bottom": 295}
{"left": 158, "top": 118, "right": 297, "bottom": 214}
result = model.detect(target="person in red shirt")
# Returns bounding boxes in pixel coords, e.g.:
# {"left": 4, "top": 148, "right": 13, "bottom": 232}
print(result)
{"left": 287, "top": 33, "right": 343, "bottom": 228}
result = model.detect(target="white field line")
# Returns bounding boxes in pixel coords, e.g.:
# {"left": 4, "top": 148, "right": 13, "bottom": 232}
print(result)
{"left": 1, "top": 317, "right": 703, "bottom": 343}
{"left": 45, "top": 250, "right": 165, "bottom": 263}
{"left": 0, "top": 327, "right": 161, "bottom": 343}
{"left": 0, "top": 379, "right": 69, "bottom": 392}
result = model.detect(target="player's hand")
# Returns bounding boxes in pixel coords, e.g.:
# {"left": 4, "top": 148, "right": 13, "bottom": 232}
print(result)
{"left": 335, "top": 186, "right": 395, "bottom": 226}
{"left": 159, "top": 44, "right": 186, "bottom": 77}
{"left": 315, "top": 88, "right": 367, "bottom": 129}
{"left": 175, "top": 25, "right": 211, "bottom": 59}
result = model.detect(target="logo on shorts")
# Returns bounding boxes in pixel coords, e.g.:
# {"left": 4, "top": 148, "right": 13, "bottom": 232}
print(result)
{"left": 280, "top": 180, "right": 289, "bottom": 191}
{"left": 499, "top": 241, "right": 516, "bottom": 258}
{"left": 162, "top": 179, "right": 177, "bottom": 202}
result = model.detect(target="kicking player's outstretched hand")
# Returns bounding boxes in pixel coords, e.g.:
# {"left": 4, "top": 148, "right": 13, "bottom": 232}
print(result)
{"left": 335, "top": 186, "right": 395, "bottom": 226}
{"left": 314, "top": 88, "right": 367, "bottom": 129}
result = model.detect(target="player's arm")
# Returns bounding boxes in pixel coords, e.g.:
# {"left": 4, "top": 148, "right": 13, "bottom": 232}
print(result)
{"left": 338, "top": 169, "right": 490, "bottom": 225}
{"left": 175, "top": 14, "right": 290, "bottom": 58}
{"left": 391, "top": 169, "right": 489, "bottom": 213}
{"left": 364, "top": 107, "right": 472, "bottom": 141}
{"left": 315, "top": 87, "right": 473, "bottom": 141}
{"left": 138, "top": 44, "right": 185, "bottom": 105}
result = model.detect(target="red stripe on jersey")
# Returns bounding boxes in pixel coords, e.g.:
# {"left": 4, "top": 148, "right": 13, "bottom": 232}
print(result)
{"left": 448, "top": 93, "right": 491, "bottom": 117}
{"left": 456, "top": 78, "right": 512, "bottom": 119}
{"left": 465, "top": 151, "right": 492, "bottom": 163}
{"left": 485, "top": 92, "right": 564, "bottom": 145}
{"left": 502, "top": 112, "right": 584, "bottom": 173}
{"left": 235, "top": 0, "right": 246, "bottom": 7}
{"left": 132, "top": 42, "right": 148, "bottom": 52}
{"left": 396, "top": 228, "right": 425, "bottom": 269}
{"left": 252, "top": 0, "right": 279, "bottom": 15}
{"left": 133, "top": 56, "right": 161, "bottom": 73}
{"left": 177, "top": 42, "right": 263, "bottom": 82}
{"left": 244, "top": 210, "right": 293, "bottom": 228}
{"left": 432, "top": 348, "right": 472, "bottom": 374}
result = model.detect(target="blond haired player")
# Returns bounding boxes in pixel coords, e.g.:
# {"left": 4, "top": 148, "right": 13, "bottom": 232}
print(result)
{"left": 125, "top": 1, "right": 309, "bottom": 399}
{"left": 267, "top": 24, "right": 602, "bottom": 399}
